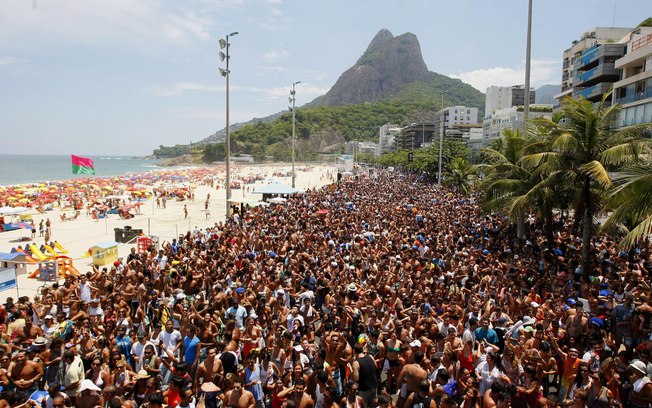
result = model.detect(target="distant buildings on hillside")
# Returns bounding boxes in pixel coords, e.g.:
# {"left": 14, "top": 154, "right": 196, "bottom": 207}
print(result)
{"left": 372, "top": 24, "right": 652, "bottom": 157}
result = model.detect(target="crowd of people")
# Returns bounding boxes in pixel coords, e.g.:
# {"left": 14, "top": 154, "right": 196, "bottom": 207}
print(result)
{"left": 1, "top": 170, "right": 651, "bottom": 408}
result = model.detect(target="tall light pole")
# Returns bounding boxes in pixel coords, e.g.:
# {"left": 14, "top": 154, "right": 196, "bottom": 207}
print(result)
{"left": 289, "top": 81, "right": 301, "bottom": 188}
{"left": 524, "top": 0, "right": 533, "bottom": 121}
{"left": 437, "top": 91, "right": 446, "bottom": 185}
{"left": 219, "top": 31, "right": 238, "bottom": 219}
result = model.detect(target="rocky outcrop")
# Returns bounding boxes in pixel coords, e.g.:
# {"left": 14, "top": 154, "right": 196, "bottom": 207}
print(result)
{"left": 158, "top": 154, "right": 196, "bottom": 167}
{"left": 312, "top": 29, "right": 431, "bottom": 107}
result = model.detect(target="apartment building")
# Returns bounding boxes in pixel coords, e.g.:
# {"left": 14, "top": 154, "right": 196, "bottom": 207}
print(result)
{"left": 613, "top": 28, "right": 652, "bottom": 126}
{"left": 556, "top": 27, "right": 633, "bottom": 104}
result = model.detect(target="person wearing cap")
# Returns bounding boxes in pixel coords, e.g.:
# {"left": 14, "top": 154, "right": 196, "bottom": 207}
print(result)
{"left": 226, "top": 296, "right": 248, "bottom": 330}
{"left": 628, "top": 360, "right": 652, "bottom": 407}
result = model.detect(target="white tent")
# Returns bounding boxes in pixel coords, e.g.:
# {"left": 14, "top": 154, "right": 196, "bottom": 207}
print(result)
{"left": 0, "top": 206, "right": 28, "bottom": 216}
{"left": 251, "top": 183, "right": 300, "bottom": 195}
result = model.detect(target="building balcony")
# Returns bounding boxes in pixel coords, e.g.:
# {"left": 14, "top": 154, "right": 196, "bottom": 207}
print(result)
{"left": 615, "top": 88, "right": 652, "bottom": 105}
{"left": 575, "top": 44, "right": 625, "bottom": 70}
{"left": 575, "top": 82, "right": 613, "bottom": 101}
{"left": 573, "top": 62, "right": 620, "bottom": 87}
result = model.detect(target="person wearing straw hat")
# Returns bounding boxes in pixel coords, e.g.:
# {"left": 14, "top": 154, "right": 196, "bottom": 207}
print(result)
{"left": 76, "top": 379, "right": 102, "bottom": 407}
{"left": 628, "top": 360, "right": 652, "bottom": 408}
{"left": 132, "top": 369, "right": 152, "bottom": 406}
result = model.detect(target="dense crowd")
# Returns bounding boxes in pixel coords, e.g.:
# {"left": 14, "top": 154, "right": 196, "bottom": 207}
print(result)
{"left": 1, "top": 170, "right": 651, "bottom": 408}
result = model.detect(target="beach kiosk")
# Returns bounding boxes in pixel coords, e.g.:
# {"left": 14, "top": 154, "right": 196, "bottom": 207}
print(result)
{"left": 0, "top": 252, "right": 30, "bottom": 276}
{"left": 91, "top": 241, "right": 119, "bottom": 266}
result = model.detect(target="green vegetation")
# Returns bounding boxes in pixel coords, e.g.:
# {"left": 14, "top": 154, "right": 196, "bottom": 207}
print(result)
{"left": 202, "top": 142, "right": 226, "bottom": 163}
{"left": 360, "top": 139, "right": 470, "bottom": 177}
{"left": 154, "top": 71, "right": 485, "bottom": 162}
{"left": 153, "top": 144, "right": 191, "bottom": 158}
{"left": 638, "top": 17, "right": 652, "bottom": 27}
{"left": 474, "top": 93, "right": 652, "bottom": 271}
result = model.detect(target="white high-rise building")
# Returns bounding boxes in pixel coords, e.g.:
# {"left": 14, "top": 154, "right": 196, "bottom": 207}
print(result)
{"left": 485, "top": 85, "right": 535, "bottom": 117}
{"left": 378, "top": 123, "right": 401, "bottom": 154}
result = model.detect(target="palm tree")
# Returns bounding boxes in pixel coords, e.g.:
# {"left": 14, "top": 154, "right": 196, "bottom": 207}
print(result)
{"left": 445, "top": 157, "right": 476, "bottom": 195}
{"left": 521, "top": 93, "right": 649, "bottom": 272}
{"left": 603, "top": 162, "right": 652, "bottom": 249}
{"left": 477, "top": 128, "right": 557, "bottom": 242}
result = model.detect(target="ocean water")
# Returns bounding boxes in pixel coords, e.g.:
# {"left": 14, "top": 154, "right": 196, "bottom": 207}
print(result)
{"left": 0, "top": 155, "right": 162, "bottom": 186}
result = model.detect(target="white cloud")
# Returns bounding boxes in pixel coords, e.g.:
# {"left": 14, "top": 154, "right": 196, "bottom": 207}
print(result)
{"left": 0, "top": 56, "right": 25, "bottom": 66}
{"left": 449, "top": 59, "right": 560, "bottom": 92}
{"left": 149, "top": 82, "right": 224, "bottom": 97}
{"left": 152, "top": 81, "right": 327, "bottom": 105}
{"left": 265, "top": 83, "right": 328, "bottom": 102}
{"left": 0, "top": 0, "right": 215, "bottom": 48}
{"left": 262, "top": 49, "right": 289, "bottom": 61}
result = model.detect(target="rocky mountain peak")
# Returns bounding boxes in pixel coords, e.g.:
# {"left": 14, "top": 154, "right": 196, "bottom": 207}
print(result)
{"left": 364, "top": 28, "right": 394, "bottom": 54}
{"left": 311, "top": 30, "right": 431, "bottom": 107}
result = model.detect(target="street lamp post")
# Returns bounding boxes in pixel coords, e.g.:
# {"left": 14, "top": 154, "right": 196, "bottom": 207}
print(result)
{"left": 219, "top": 31, "right": 238, "bottom": 219}
{"left": 524, "top": 0, "right": 533, "bottom": 120}
{"left": 289, "top": 81, "right": 301, "bottom": 188}
{"left": 437, "top": 91, "right": 445, "bottom": 185}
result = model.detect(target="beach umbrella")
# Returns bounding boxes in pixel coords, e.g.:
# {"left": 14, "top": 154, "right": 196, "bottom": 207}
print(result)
{"left": 6, "top": 221, "right": 35, "bottom": 230}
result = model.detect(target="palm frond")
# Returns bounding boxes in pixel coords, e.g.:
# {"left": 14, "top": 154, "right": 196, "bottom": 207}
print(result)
{"left": 579, "top": 160, "right": 612, "bottom": 188}
{"left": 619, "top": 214, "right": 652, "bottom": 249}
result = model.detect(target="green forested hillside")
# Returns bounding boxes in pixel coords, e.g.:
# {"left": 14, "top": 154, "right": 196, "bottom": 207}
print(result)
{"left": 231, "top": 73, "right": 485, "bottom": 160}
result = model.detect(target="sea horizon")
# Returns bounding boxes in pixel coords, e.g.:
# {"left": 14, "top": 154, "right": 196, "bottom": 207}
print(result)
{"left": 0, "top": 154, "right": 163, "bottom": 187}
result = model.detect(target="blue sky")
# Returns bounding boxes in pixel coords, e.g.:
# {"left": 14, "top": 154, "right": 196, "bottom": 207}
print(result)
{"left": 0, "top": 0, "right": 648, "bottom": 156}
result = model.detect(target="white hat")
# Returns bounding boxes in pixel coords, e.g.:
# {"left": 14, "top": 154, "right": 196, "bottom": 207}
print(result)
{"left": 176, "top": 293, "right": 185, "bottom": 300}
{"left": 78, "top": 379, "right": 101, "bottom": 393}
{"left": 530, "top": 301, "right": 540, "bottom": 308}
{"left": 522, "top": 316, "right": 536, "bottom": 326}
{"left": 409, "top": 339, "right": 422, "bottom": 348}
{"left": 277, "top": 289, "right": 285, "bottom": 295}
{"left": 33, "top": 337, "right": 47, "bottom": 346}
{"left": 44, "top": 315, "right": 53, "bottom": 320}
{"left": 347, "top": 283, "right": 357, "bottom": 292}
{"left": 630, "top": 360, "right": 647, "bottom": 374}
{"left": 133, "top": 369, "right": 151, "bottom": 380}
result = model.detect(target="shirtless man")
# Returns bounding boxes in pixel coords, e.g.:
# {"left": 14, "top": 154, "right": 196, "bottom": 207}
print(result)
{"left": 396, "top": 351, "right": 427, "bottom": 408}
{"left": 195, "top": 346, "right": 223, "bottom": 392}
{"left": 278, "top": 378, "right": 315, "bottom": 408}
{"left": 7, "top": 351, "right": 44, "bottom": 402}
{"left": 12, "top": 316, "right": 43, "bottom": 346}
{"left": 565, "top": 305, "right": 588, "bottom": 341}
{"left": 323, "top": 330, "right": 353, "bottom": 397}
{"left": 225, "top": 377, "right": 256, "bottom": 408}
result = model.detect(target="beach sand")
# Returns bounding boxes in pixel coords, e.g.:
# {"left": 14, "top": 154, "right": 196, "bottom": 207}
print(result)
{"left": 0, "top": 163, "right": 337, "bottom": 303}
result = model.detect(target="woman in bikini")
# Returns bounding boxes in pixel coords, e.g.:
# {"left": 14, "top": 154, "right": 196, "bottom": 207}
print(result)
{"left": 241, "top": 316, "right": 262, "bottom": 358}
{"left": 86, "top": 356, "right": 111, "bottom": 390}
{"left": 385, "top": 326, "right": 403, "bottom": 393}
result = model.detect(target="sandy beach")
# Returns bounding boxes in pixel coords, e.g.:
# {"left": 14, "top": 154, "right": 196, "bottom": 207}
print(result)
{"left": 0, "top": 163, "right": 337, "bottom": 303}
